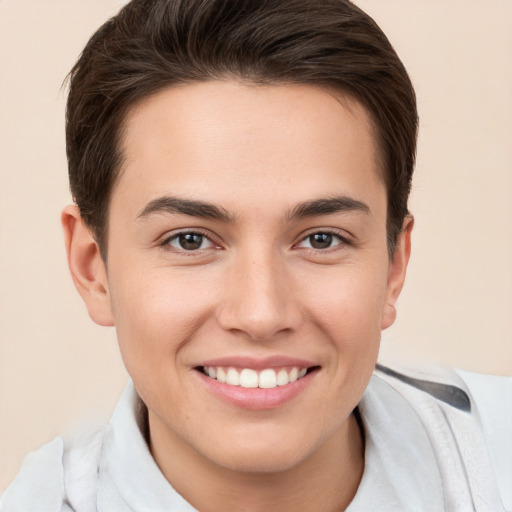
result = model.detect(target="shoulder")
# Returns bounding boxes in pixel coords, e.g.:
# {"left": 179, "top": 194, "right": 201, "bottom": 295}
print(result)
{"left": 1, "top": 437, "right": 67, "bottom": 512}
{"left": 374, "top": 363, "right": 511, "bottom": 452}
{"left": 0, "top": 426, "right": 106, "bottom": 512}
{"left": 456, "top": 368, "right": 512, "bottom": 512}
{"left": 369, "top": 363, "right": 511, "bottom": 512}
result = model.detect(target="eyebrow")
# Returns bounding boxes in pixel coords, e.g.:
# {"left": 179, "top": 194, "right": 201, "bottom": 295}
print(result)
{"left": 287, "top": 196, "right": 370, "bottom": 221}
{"left": 136, "top": 194, "right": 370, "bottom": 223}
{"left": 137, "top": 196, "right": 235, "bottom": 222}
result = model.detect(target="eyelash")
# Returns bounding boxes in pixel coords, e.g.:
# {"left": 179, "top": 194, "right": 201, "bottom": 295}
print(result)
{"left": 160, "top": 229, "right": 219, "bottom": 254}
{"left": 159, "top": 228, "right": 351, "bottom": 255}
{"left": 295, "top": 229, "right": 352, "bottom": 252}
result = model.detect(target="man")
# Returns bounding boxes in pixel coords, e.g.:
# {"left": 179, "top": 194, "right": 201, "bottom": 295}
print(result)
{"left": 1, "top": 0, "right": 508, "bottom": 510}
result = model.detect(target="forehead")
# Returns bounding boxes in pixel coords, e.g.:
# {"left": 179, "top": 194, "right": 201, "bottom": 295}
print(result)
{"left": 115, "top": 80, "right": 384, "bottom": 218}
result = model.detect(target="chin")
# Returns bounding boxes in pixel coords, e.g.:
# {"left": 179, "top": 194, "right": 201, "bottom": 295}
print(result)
{"left": 216, "top": 449, "right": 308, "bottom": 475}
{"left": 203, "top": 430, "right": 316, "bottom": 475}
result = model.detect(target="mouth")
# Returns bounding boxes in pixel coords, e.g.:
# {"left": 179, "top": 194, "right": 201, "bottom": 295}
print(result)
{"left": 198, "top": 365, "right": 317, "bottom": 389}
{"left": 194, "top": 361, "right": 320, "bottom": 410}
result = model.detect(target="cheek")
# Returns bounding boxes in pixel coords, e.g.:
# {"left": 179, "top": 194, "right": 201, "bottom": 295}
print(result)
{"left": 301, "top": 265, "right": 388, "bottom": 343}
{"left": 298, "top": 263, "right": 387, "bottom": 401}
{"left": 108, "top": 265, "right": 217, "bottom": 368}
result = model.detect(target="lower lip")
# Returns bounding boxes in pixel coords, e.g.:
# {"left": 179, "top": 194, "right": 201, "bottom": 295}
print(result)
{"left": 194, "top": 369, "right": 317, "bottom": 410}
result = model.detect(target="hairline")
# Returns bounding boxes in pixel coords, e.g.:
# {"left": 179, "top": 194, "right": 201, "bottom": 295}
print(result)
{"left": 97, "top": 77, "right": 394, "bottom": 262}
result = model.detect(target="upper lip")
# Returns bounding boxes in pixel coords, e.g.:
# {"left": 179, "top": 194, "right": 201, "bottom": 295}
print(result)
{"left": 197, "top": 355, "right": 319, "bottom": 370}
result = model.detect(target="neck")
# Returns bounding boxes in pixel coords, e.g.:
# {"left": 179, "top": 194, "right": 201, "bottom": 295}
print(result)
{"left": 149, "top": 410, "right": 364, "bottom": 512}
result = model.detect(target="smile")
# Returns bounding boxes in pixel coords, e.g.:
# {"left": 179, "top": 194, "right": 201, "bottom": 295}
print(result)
{"left": 201, "top": 366, "right": 309, "bottom": 389}
{"left": 195, "top": 357, "right": 320, "bottom": 409}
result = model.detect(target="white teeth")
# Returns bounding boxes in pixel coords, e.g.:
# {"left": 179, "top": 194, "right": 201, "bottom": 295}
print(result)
{"left": 226, "top": 367, "right": 240, "bottom": 386}
{"left": 216, "top": 367, "right": 226, "bottom": 383}
{"left": 204, "top": 365, "right": 310, "bottom": 388}
{"left": 240, "top": 368, "right": 259, "bottom": 388}
{"left": 259, "top": 369, "right": 277, "bottom": 388}
{"left": 276, "top": 369, "right": 289, "bottom": 386}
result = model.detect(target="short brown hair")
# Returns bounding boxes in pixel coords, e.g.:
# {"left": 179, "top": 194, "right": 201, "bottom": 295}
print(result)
{"left": 66, "top": 0, "right": 418, "bottom": 258}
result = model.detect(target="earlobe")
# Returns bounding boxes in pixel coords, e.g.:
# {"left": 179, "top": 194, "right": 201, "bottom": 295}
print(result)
{"left": 61, "top": 205, "right": 114, "bottom": 327}
{"left": 381, "top": 216, "right": 414, "bottom": 330}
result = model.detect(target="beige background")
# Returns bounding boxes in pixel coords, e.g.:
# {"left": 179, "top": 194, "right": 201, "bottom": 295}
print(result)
{"left": 1, "top": 0, "right": 511, "bottom": 492}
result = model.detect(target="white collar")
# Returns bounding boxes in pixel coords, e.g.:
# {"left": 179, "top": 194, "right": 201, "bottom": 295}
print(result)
{"left": 96, "top": 371, "right": 505, "bottom": 511}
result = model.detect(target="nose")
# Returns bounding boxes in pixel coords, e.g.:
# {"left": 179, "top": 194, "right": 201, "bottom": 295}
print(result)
{"left": 216, "top": 248, "right": 302, "bottom": 341}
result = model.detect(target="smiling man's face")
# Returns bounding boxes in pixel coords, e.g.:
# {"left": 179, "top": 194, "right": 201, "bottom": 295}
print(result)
{"left": 69, "top": 80, "right": 411, "bottom": 480}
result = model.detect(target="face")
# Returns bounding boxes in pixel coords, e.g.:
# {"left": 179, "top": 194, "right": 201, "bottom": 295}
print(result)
{"left": 71, "top": 81, "right": 410, "bottom": 475}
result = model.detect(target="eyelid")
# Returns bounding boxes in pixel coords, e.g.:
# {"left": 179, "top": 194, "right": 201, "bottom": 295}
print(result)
{"left": 159, "top": 228, "right": 222, "bottom": 253}
{"left": 294, "top": 228, "right": 353, "bottom": 250}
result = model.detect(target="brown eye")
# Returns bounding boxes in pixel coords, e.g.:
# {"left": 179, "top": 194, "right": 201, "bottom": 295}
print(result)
{"left": 179, "top": 233, "right": 204, "bottom": 250}
{"left": 167, "top": 232, "right": 214, "bottom": 251}
{"left": 297, "top": 232, "right": 344, "bottom": 250}
{"left": 310, "top": 233, "right": 333, "bottom": 249}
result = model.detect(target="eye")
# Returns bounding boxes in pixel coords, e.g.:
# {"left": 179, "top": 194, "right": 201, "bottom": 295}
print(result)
{"left": 165, "top": 232, "right": 215, "bottom": 251}
{"left": 297, "top": 231, "right": 345, "bottom": 250}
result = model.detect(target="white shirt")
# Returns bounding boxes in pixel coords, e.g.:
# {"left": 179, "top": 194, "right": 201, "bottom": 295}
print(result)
{"left": 1, "top": 365, "right": 510, "bottom": 511}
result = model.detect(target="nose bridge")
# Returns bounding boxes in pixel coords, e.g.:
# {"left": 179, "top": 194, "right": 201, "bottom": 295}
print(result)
{"left": 217, "top": 244, "right": 299, "bottom": 340}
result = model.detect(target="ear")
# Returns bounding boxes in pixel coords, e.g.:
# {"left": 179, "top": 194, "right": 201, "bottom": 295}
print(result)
{"left": 381, "top": 216, "right": 414, "bottom": 330}
{"left": 61, "top": 205, "right": 114, "bottom": 326}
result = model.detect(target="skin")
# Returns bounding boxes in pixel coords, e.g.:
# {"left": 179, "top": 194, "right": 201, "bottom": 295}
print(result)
{"left": 62, "top": 80, "right": 412, "bottom": 511}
